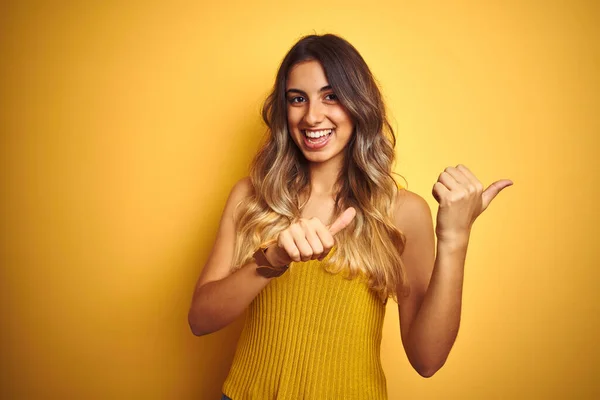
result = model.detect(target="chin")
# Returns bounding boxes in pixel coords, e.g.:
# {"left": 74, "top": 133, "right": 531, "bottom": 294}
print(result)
{"left": 302, "top": 149, "right": 341, "bottom": 164}
{"left": 303, "top": 154, "right": 329, "bottom": 163}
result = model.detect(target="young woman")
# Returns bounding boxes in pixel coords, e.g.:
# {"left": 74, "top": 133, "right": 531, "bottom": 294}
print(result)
{"left": 188, "top": 33, "right": 512, "bottom": 399}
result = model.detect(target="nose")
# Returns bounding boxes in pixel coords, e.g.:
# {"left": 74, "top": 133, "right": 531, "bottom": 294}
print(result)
{"left": 303, "top": 100, "right": 325, "bottom": 126}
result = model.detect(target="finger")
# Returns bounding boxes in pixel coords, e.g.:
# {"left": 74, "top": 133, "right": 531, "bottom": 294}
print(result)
{"left": 328, "top": 207, "right": 357, "bottom": 236}
{"left": 301, "top": 219, "right": 324, "bottom": 259}
{"left": 455, "top": 164, "right": 482, "bottom": 189}
{"left": 290, "top": 224, "right": 313, "bottom": 262}
{"left": 438, "top": 171, "right": 460, "bottom": 190}
{"left": 279, "top": 230, "right": 301, "bottom": 263}
{"left": 443, "top": 166, "right": 469, "bottom": 186}
{"left": 432, "top": 181, "right": 450, "bottom": 204}
{"left": 313, "top": 222, "right": 335, "bottom": 260}
{"left": 482, "top": 179, "right": 513, "bottom": 210}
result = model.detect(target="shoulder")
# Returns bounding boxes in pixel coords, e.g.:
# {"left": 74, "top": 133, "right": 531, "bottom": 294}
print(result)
{"left": 231, "top": 176, "right": 253, "bottom": 198}
{"left": 228, "top": 176, "right": 254, "bottom": 204}
{"left": 223, "top": 176, "right": 254, "bottom": 219}
{"left": 392, "top": 188, "right": 433, "bottom": 236}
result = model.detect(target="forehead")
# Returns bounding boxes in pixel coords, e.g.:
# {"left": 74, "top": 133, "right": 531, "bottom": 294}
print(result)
{"left": 286, "top": 60, "right": 330, "bottom": 90}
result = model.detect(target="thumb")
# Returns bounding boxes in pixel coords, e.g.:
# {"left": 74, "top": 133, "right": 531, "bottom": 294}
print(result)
{"left": 482, "top": 179, "right": 513, "bottom": 210}
{"left": 327, "top": 207, "right": 357, "bottom": 236}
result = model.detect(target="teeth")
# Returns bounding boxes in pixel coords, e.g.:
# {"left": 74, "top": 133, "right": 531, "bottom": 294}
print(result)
{"left": 304, "top": 129, "right": 333, "bottom": 138}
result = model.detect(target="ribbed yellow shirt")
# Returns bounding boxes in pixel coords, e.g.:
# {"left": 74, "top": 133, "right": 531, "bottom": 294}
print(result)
{"left": 222, "top": 251, "right": 388, "bottom": 399}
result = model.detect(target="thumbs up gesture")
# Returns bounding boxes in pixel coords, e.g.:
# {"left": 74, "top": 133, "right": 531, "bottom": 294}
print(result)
{"left": 264, "top": 207, "right": 357, "bottom": 267}
{"left": 433, "top": 164, "right": 513, "bottom": 242}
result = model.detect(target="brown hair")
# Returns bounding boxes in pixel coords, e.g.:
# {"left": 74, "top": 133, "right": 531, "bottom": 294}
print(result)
{"left": 232, "top": 34, "right": 408, "bottom": 302}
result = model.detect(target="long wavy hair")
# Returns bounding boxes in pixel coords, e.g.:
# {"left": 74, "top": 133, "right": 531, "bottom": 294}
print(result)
{"left": 231, "top": 33, "right": 408, "bottom": 302}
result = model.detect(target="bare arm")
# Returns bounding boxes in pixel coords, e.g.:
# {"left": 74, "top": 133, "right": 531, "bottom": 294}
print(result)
{"left": 188, "top": 177, "right": 273, "bottom": 336}
{"left": 188, "top": 262, "right": 273, "bottom": 336}
{"left": 395, "top": 165, "right": 511, "bottom": 377}
{"left": 394, "top": 189, "right": 466, "bottom": 378}
{"left": 188, "top": 178, "right": 358, "bottom": 336}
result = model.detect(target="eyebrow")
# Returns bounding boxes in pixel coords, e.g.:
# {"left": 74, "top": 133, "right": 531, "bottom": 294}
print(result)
{"left": 285, "top": 85, "right": 332, "bottom": 96}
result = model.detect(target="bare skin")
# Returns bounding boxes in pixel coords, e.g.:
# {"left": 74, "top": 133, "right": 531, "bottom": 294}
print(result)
{"left": 187, "top": 60, "right": 513, "bottom": 378}
{"left": 188, "top": 59, "right": 358, "bottom": 335}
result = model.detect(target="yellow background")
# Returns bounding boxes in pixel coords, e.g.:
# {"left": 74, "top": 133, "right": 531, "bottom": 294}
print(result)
{"left": 1, "top": 1, "right": 598, "bottom": 398}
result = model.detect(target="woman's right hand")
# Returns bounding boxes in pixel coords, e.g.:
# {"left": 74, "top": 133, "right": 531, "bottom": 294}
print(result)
{"left": 264, "top": 207, "right": 357, "bottom": 266}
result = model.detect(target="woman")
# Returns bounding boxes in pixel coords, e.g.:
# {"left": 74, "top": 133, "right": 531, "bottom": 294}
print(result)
{"left": 188, "top": 33, "right": 512, "bottom": 399}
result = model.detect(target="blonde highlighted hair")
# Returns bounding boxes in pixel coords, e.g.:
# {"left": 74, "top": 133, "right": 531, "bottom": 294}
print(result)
{"left": 231, "top": 34, "right": 408, "bottom": 302}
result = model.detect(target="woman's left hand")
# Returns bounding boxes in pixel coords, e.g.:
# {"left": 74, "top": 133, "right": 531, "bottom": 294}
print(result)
{"left": 432, "top": 164, "right": 513, "bottom": 243}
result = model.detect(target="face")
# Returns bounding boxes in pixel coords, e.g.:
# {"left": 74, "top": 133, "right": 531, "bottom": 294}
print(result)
{"left": 285, "top": 60, "right": 354, "bottom": 166}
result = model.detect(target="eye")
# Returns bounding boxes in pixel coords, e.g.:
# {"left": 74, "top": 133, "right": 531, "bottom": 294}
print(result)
{"left": 288, "top": 96, "right": 306, "bottom": 104}
{"left": 325, "top": 93, "right": 338, "bottom": 101}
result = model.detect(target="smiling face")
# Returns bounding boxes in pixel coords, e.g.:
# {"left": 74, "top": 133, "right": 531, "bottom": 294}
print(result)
{"left": 285, "top": 60, "right": 355, "bottom": 166}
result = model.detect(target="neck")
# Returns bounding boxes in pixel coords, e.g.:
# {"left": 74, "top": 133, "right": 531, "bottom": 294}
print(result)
{"left": 308, "top": 155, "right": 344, "bottom": 197}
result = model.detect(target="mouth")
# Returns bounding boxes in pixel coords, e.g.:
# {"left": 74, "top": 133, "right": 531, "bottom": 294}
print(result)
{"left": 302, "top": 128, "right": 334, "bottom": 150}
{"left": 302, "top": 128, "right": 334, "bottom": 149}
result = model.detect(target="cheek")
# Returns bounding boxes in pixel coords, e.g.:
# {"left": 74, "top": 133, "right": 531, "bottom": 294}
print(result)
{"left": 286, "top": 108, "right": 301, "bottom": 128}
{"left": 332, "top": 108, "right": 353, "bottom": 127}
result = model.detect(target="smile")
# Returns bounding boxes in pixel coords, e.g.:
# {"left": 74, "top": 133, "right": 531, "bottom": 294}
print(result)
{"left": 301, "top": 129, "right": 334, "bottom": 149}
{"left": 303, "top": 128, "right": 333, "bottom": 138}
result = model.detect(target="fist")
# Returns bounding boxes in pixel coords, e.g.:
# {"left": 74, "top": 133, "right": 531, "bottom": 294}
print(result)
{"left": 432, "top": 164, "right": 513, "bottom": 241}
{"left": 265, "top": 207, "right": 357, "bottom": 266}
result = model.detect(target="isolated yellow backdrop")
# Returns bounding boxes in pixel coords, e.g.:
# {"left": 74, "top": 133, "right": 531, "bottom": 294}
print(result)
{"left": 1, "top": 1, "right": 598, "bottom": 399}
